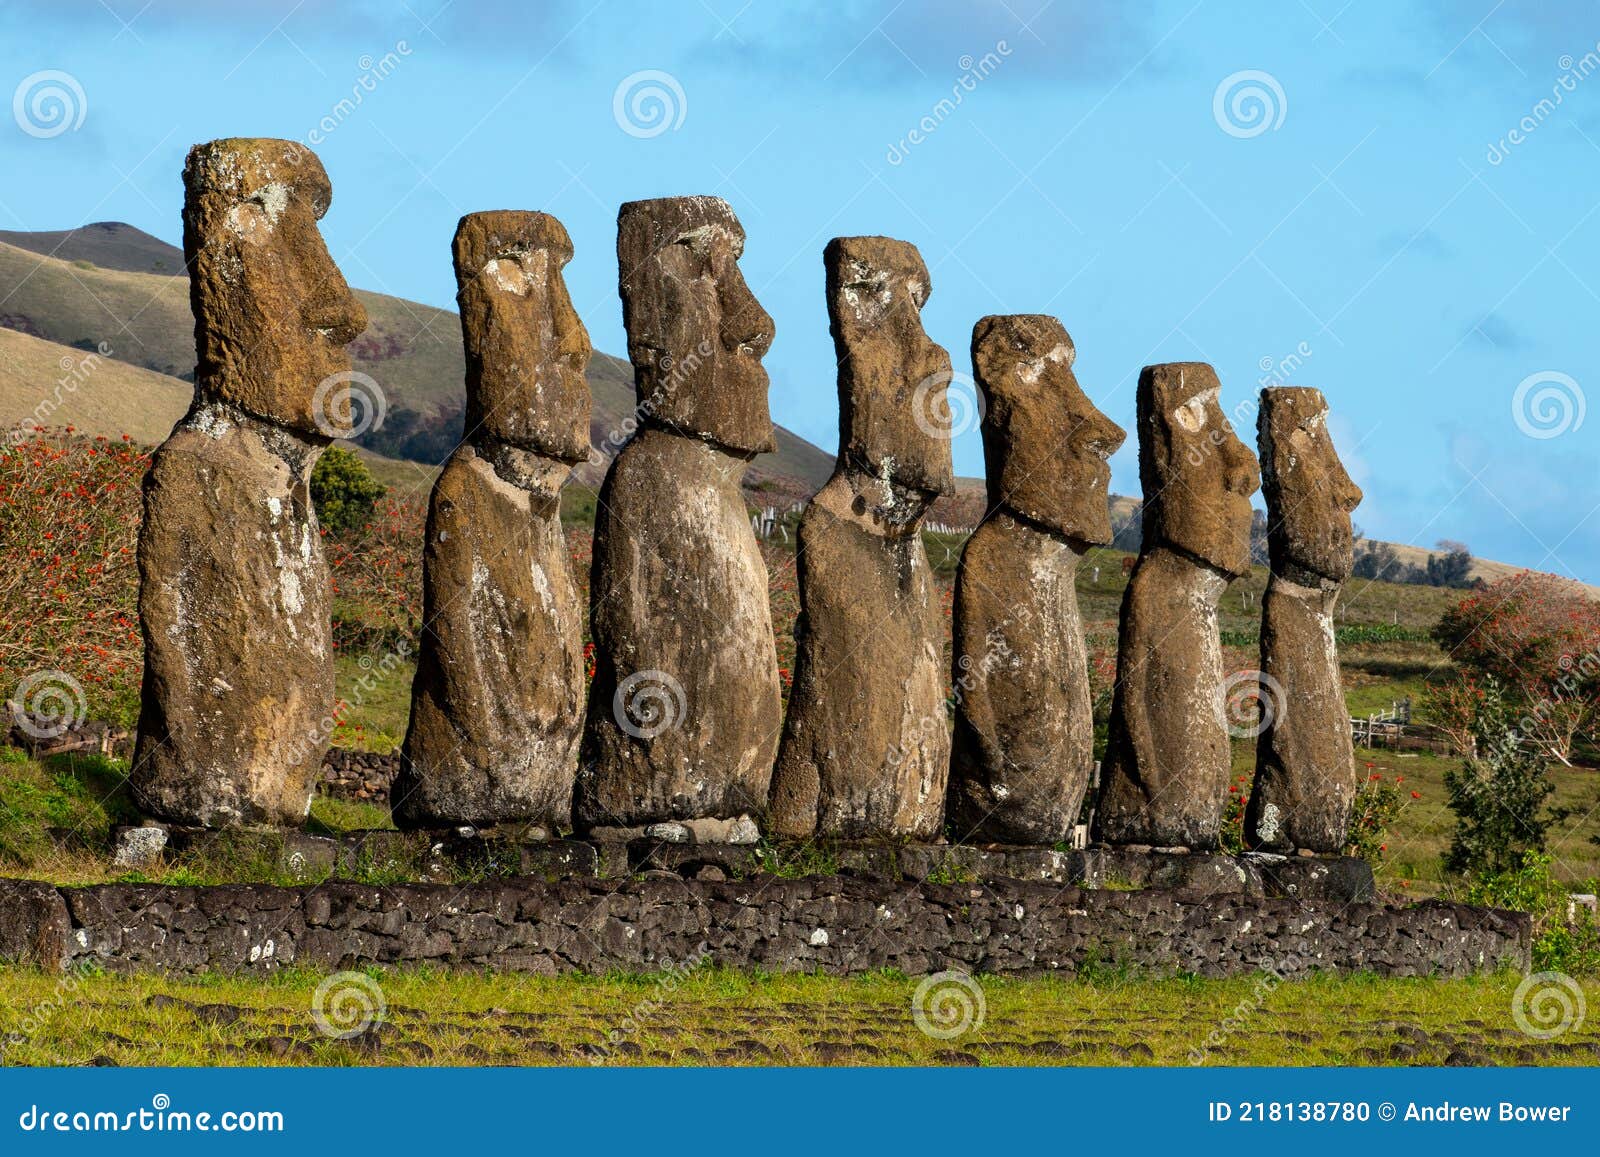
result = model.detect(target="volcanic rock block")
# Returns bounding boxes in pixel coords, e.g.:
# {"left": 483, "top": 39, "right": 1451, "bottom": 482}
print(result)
{"left": 394, "top": 211, "right": 592, "bottom": 829}
{"left": 948, "top": 316, "right": 1126, "bottom": 844}
{"left": 575, "top": 197, "right": 781, "bottom": 831}
{"left": 133, "top": 139, "right": 365, "bottom": 827}
{"left": 1093, "top": 362, "right": 1260, "bottom": 850}
{"left": 768, "top": 237, "right": 954, "bottom": 840}
{"left": 1244, "top": 387, "right": 1363, "bottom": 852}
{"left": 180, "top": 139, "right": 367, "bottom": 435}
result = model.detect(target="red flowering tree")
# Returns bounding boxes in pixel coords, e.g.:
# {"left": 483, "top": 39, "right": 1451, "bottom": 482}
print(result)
{"left": 1432, "top": 571, "right": 1600, "bottom": 764}
{"left": 0, "top": 430, "right": 147, "bottom": 725}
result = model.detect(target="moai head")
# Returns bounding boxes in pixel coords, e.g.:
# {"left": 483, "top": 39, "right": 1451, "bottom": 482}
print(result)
{"left": 453, "top": 210, "right": 592, "bottom": 467}
{"left": 182, "top": 139, "right": 367, "bottom": 436}
{"left": 825, "top": 235, "right": 954, "bottom": 499}
{"left": 1259, "top": 387, "right": 1362, "bottom": 584}
{"left": 616, "top": 196, "right": 775, "bottom": 456}
{"left": 1137, "top": 362, "right": 1261, "bottom": 577}
{"left": 971, "top": 314, "right": 1126, "bottom": 544}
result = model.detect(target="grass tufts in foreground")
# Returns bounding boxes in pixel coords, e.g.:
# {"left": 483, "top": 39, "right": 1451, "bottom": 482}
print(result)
{"left": 2, "top": 967, "right": 1597, "bottom": 1068}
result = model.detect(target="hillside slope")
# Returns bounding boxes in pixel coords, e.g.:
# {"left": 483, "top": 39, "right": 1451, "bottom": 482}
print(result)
{"left": 0, "top": 225, "right": 839, "bottom": 493}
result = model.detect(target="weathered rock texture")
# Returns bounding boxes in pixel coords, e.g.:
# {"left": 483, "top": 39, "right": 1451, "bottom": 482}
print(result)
{"left": 1244, "top": 387, "right": 1363, "bottom": 852}
{"left": 393, "top": 212, "right": 592, "bottom": 829}
{"left": 948, "top": 316, "right": 1126, "bottom": 844}
{"left": 576, "top": 197, "right": 781, "bottom": 831}
{"left": 1094, "top": 363, "right": 1260, "bottom": 849}
{"left": 768, "top": 237, "right": 954, "bottom": 840}
{"left": 133, "top": 140, "right": 366, "bottom": 827}
{"left": 15, "top": 876, "right": 1527, "bottom": 979}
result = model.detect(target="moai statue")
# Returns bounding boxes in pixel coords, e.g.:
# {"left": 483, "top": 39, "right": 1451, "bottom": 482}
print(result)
{"left": 574, "top": 196, "right": 782, "bottom": 833}
{"left": 1093, "top": 363, "right": 1260, "bottom": 850}
{"left": 1244, "top": 387, "right": 1362, "bottom": 852}
{"left": 768, "top": 236, "right": 954, "bottom": 840}
{"left": 133, "top": 139, "right": 367, "bottom": 826}
{"left": 946, "top": 316, "right": 1125, "bottom": 845}
{"left": 393, "top": 212, "right": 592, "bottom": 830}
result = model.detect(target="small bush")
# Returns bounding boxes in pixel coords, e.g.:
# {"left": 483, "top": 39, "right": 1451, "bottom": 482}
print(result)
{"left": 1345, "top": 771, "right": 1405, "bottom": 867}
{"left": 310, "top": 446, "right": 386, "bottom": 535}
{"left": 1443, "top": 679, "right": 1565, "bottom": 878}
{"left": 1466, "top": 852, "right": 1600, "bottom": 975}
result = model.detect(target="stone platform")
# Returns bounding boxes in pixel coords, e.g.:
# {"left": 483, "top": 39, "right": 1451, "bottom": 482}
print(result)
{"left": 0, "top": 875, "right": 1527, "bottom": 979}
{"left": 141, "top": 826, "right": 1378, "bottom": 902}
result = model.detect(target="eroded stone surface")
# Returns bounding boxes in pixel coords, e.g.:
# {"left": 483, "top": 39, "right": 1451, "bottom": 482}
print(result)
{"left": 39, "top": 877, "right": 1527, "bottom": 979}
{"left": 453, "top": 210, "right": 591, "bottom": 461}
{"left": 133, "top": 409, "right": 336, "bottom": 826}
{"left": 614, "top": 196, "right": 775, "bottom": 456}
{"left": 1094, "top": 363, "right": 1260, "bottom": 849}
{"left": 1244, "top": 387, "right": 1363, "bottom": 853}
{"left": 394, "top": 212, "right": 591, "bottom": 829}
{"left": 578, "top": 200, "right": 779, "bottom": 829}
{"left": 133, "top": 139, "right": 365, "bottom": 828}
{"left": 768, "top": 237, "right": 951, "bottom": 840}
{"left": 948, "top": 317, "right": 1125, "bottom": 844}
{"left": 394, "top": 450, "right": 586, "bottom": 828}
{"left": 181, "top": 139, "right": 366, "bottom": 435}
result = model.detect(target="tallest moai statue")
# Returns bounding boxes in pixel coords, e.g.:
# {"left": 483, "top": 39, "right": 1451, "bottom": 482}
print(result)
{"left": 575, "top": 196, "right": 782, "bottom": 832}
{"left": 768, "top": 236, "right": 955, "bottom": 840}
{"left": 133, "top": 139, "right": 367, "bottom": 827}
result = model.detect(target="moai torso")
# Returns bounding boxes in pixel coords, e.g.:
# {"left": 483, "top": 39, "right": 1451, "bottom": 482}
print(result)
{"left": 1093, "top": 362, "right": 1260, "bottom": 849}
{"left": 947, "top": 316, "right": 1125, "bottom": 845}
{"left": 1244, "top": 387, "right": 1362, "bottom": 852}
{"left": 574, "top": 197, "right": 782, "bottom": 831}
{"left": 768, "top": 236, "right": 954, "bottom": 841}
{"left": 394, "top": 212, "right": 592, "bottom": 830}
{"left": 133, "top": 139, "right": 367, "bottom": 826}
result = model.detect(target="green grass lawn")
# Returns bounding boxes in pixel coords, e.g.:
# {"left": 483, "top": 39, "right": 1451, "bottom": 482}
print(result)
{"left": 3, "top": 966, "right": 1596, "bottom": 1067}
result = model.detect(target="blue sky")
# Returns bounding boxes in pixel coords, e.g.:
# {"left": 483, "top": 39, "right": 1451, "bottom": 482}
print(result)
{"left": 2, "top": 0, "right": 1598, "bottom": 581}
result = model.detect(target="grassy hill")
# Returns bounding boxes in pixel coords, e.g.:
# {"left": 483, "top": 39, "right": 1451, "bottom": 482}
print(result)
{"left": 0, "top": 223, "right": 1588, "bottom": 582}
{"left": 0, "top": 225, "right": 840, "bottom": 495}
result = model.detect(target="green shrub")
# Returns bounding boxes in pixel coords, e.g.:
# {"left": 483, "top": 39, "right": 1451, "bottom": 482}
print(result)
{"left": 310, "top": 446, "right": 386, "bottom": 534}
{"left": 1443, "top": 678, "right": 1565, "bottom": 878}
{"left": 1345, "top": 773, "right": 1404, "bottom": 867}
{"left": 1466, "top": 852, "right": 1600, "bottom": 974}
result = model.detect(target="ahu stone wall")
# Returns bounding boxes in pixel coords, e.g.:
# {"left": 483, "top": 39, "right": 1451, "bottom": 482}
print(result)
{"left": 0, "top": 875, "right": 1529, "bottom": 980}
